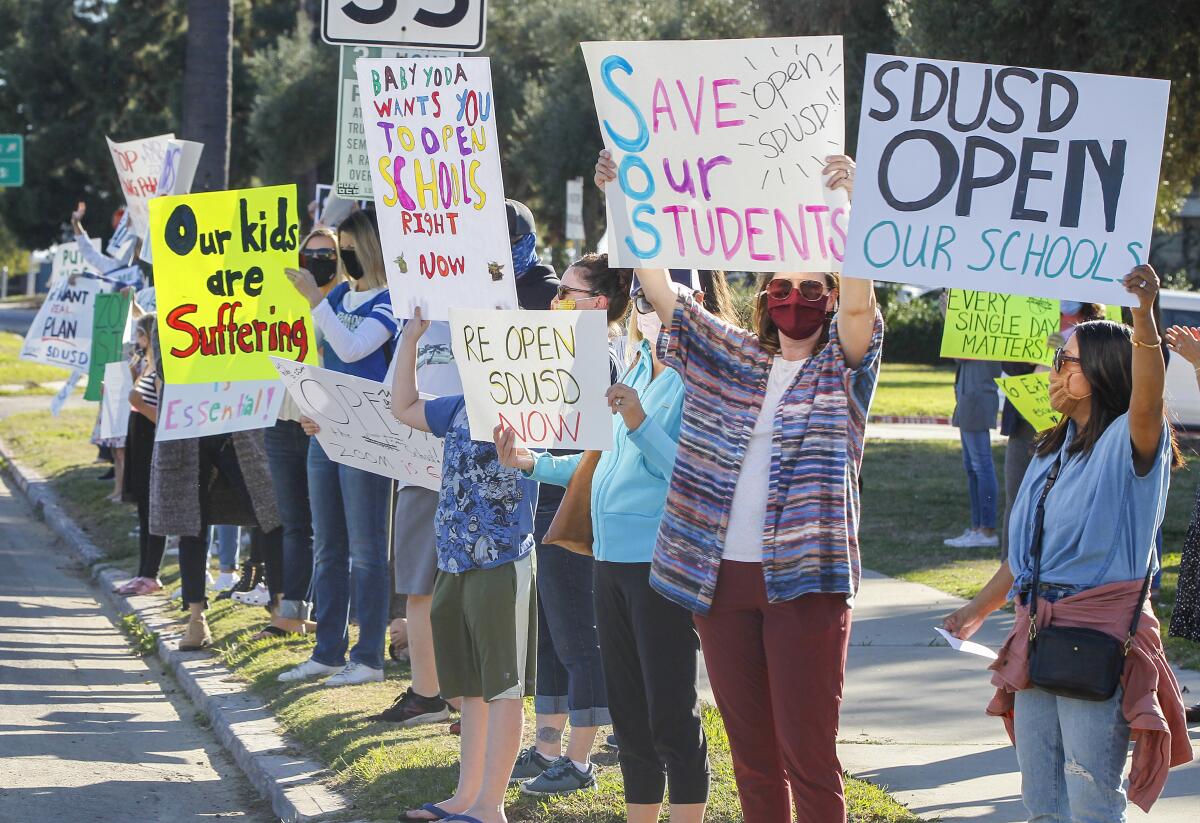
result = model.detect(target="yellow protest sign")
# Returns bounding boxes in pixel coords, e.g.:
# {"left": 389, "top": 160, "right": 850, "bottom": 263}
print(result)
{"left": 150, "top": 184, "right": 315, "bottom": 383}
{"left": 995, "top": 373, "right": 1062, "bottom": 432}
{"left": 941, "top": 289, "right": 1059, "bottom": 365}
{"left": 1104, "top": 304, "right": 1125, "bottom": 323}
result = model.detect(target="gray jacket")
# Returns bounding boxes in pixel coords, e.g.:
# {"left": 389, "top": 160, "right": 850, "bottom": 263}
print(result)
{"left": 952, "top": 359, "right": 1003, "bottom": 431}
{"left": 150, "top": 429, "right": 281, "bottom": 538}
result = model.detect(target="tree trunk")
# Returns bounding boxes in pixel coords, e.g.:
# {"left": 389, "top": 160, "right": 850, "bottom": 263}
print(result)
{"left": 181, "top": 0, "right": 233, "bottom": 192}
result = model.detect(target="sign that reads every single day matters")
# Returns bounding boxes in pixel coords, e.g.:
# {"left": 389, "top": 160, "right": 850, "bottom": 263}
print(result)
{"left": 156, "top": 380, "right": 285, "bottom": 442}
{"left": 940, "top": 289, "right": 1059, "bottom": 365}
{"left": 582, "top": 37, "right": 847, "bottom": 272}
{"left": 996, "top": 372, "right": 1062, "bottom": 432}
{"left": 150, "top": 184, "right": 316, "bottom": 384}
{"left": 448, "top": 309, "right": 613, "bottom": 450}
{"left": 356, "top": 56, "right": 516, "bottom": 321}
{"left": 844, "top": 55, "right": 1170, "bottom": 306}
{"left": 271, "top": 357, "right": 443, "bottom": 490}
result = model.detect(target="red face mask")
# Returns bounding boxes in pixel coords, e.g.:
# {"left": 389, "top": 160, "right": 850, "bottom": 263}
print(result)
{"left": 767, "top": 289, "right": 829, "bottom": 340}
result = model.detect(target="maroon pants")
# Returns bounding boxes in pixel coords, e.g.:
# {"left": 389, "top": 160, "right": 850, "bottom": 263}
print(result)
{"left": 694, "top": 561, "right": 852, "bottom": 823}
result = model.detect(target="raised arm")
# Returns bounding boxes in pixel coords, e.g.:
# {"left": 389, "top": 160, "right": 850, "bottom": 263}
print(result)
{"left": 1165, "top": 324, "right": 1200, "bottom": 393}
{"left": 390, "top": 312, "right": 431, "bottom": 432}
{"left": 1125, "top": 266, "right": 1165, "bottom": 474}
{"left": 825, "top": 155, "right": 877, "bottom": 370}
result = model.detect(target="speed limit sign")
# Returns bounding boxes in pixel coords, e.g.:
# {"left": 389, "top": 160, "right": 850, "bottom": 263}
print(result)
{"left": 321, "top": 0, "right": 487, "bottom": 51}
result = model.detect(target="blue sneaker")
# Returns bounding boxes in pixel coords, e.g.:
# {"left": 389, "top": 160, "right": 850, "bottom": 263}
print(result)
{"left": 519, "top": 757, "right": 597, "bottom": 796}
{"left": 510, "top": 746, "right": 555, "bottom": 783}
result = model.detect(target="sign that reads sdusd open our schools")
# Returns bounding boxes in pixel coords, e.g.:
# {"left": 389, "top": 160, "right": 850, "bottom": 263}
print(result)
{"left": 844, "top": 55, "right": 1169, "bottom": 306}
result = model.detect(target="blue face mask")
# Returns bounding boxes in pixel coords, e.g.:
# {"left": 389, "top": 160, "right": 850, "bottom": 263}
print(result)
{"left": 1060, "top": 300, "right": 1083, "bottom": 315}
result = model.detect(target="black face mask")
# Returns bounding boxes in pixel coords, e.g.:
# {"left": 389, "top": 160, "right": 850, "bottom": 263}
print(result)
{"left": 299, "top": 248, "right": 338, "bottom": 287}
{"left": 341, "top": 248, "right": 365, "bottom": 280}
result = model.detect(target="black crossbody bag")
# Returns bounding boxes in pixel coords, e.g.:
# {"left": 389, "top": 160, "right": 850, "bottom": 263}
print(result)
{"left": 1026, "top": 456, "right": 1153, "bottom": 702}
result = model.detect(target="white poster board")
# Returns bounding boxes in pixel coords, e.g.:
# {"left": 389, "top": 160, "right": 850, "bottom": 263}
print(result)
{"left": 566, "top": 177, "right": 585, "bottom": 241}
{"left": 99, "top": 361, "right": 132, "bottom": 437}
{"left": 448, "top": 309, "right": 613, "bottom": 450}
{"left": 844, "top": 55, "right": 1170, "bottom": 306}
{"left": 106, "top": 133, "right": 174, "bottom": 253}
{"left": 582, "top": 37, "right": 847, "bottom": 272}
{"left": 21, "top": 273, "right": 108, "bottom": 370}
{"left": 270, "top": 357, "right": 443, "bottom": 489}
{"left": 106, "top": 212, "right": 136, "bottom": 261}
{"left": 355, "top": 56, "right": 516, "bottom": 321}
{"left": 155, "top": 380, "right": 285, "bottom": 442}
{"left": 48, "top": 241, "right": 91, "bottom": 283}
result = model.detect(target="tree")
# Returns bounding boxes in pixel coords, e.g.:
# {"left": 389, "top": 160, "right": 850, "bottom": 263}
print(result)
{"left": 181, "top": 0, "right": 233, "bottom": 192}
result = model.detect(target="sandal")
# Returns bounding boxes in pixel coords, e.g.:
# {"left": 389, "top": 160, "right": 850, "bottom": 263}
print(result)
{"left": 251, "top": 625, "right": 290, "bottom": 641}
{"left": 402, "top": 803, "right": 451, "bottom": 821}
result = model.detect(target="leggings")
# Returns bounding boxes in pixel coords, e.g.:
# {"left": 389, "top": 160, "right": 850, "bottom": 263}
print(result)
{"left": 128, "top": 412, "right": 165, "bottom": 580}
{"left": 178, "top": 435, "right": 249, "bottom": 605}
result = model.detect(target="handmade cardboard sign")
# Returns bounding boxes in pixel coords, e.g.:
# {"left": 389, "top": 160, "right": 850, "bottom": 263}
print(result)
{"left": 448, "top": 308, "right": 613, "bottom": 449}
{"left": 99, "top": 361, "right": 132, "bottom": 437}
{"left": 84, "top": 291, "right": 132, "bottom": 401}
{"left": 107, "top": 133, "right": 174, "bottom": 249}
{"left": 49, "top": 241, "right": 91, "bottom": 283}
{"left": 149, "top": 184, "right": 315, "bottom": 384}
{"left": 996, "top": 372, "right": 1061, "bottom": 431}
{"left": 21, "top": 272, "right": 108, "bottom": 371}
{"left": 355, "top": 56, "right": 517, "bottom": 320}
{"left": 156, "top": 379, "right": 284, "bottom": 442}
{"left": 582, "top": 37, "right": 847, "bottom": 272}
{"left": 940, "top": 289, "right": 1059, "bottom": 365}
{"left": 271, "top": 357, "right": 443, "bottom": 489}
{"left": 845, "top": 55, "right": 1170, "bottom": 306}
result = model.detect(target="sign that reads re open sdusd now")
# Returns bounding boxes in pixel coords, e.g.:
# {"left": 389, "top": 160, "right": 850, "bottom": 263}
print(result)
{"left": 845, "top": 55, "right": 1169, "bottom": 306}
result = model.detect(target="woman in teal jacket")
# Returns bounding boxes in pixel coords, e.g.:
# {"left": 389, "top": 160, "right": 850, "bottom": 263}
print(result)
{"left": 496, "top": 271, "right": 737, "bottom": 823}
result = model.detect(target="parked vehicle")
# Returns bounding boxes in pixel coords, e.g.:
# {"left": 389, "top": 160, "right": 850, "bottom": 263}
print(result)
{"left": 1159, "top": 288, "right": 1200, "bottom": 430}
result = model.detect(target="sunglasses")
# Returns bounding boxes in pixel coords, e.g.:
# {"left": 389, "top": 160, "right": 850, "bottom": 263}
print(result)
{"left": 555, "top": 284, "right": 600, "bottom": 301}
{"left": 1053, "top": 346, "right": 1082, "bottom": 373}
{"left": 632, "top": 289, "right": 654, "bottom": 315}
{"left": 299, "top": 247, "right": 336, "bottom": 265}
{"left": 763, "top": 279, "right": 828, "bottom": 301}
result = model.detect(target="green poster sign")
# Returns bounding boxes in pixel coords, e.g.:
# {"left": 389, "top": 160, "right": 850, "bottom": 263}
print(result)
{"left": 85, "top": 291, "right": 132, "bottom": 402}
{"left": 940, "top": 289, "right": 1060, "bottom": 366}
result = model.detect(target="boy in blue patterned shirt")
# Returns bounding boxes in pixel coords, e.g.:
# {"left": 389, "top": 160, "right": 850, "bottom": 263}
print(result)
{"left": 391, "top": 311, "right": 538, "bottom": 823}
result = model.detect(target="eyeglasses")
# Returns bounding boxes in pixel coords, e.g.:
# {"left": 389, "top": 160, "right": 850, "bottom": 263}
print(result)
{"left": 555, "top": 284, "right": 600, "bottom": 301}
{"left": 632, "top": 289, "right": 654, "bottom": 315}
{"left": 1053, "top": 346, "right": 1082, "bottom": 373}
{"left": 763, "top": 279, "right": 828, "bottom": 301}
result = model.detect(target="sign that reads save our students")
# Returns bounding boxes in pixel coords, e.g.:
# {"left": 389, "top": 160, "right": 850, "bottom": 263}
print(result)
{"left": 355, "top": 56, "right": 516, "bottom": 321}
{"left": 150, "top": 184, "right": 316, "bottom": 384}
{"left": 448, "top": 309, "right": 613, "bottom": 450}
{"left": 845, "top": 55, "right": 1170, "bottom": 306}
{"left": 271, "top": 357, "right": 443, "bottom": 490}
{"left": 582, "top": 37, "right": 847, "bottom": 272}
{"left": 940, "top": 289, "right": 1059, "bottom": 365}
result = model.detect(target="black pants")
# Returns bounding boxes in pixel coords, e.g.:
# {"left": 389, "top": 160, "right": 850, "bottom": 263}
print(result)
{"left": 249, "top": 526, "right": 285, "bottom": 599}
{"left": 127, "top": 413, "right": 165, "bottom": 580}
{"left": 178, "top": 435, "right": 248, "bottom": 605}
{"left": 594, "top": 561, "right": 709, "bottom": 805}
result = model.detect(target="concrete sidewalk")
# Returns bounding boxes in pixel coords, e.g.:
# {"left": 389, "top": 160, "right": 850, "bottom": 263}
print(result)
{"left": 840, "top": 570, "right": 1200, "bottom": 821}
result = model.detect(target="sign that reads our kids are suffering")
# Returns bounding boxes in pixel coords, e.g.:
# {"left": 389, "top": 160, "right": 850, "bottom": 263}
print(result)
{"left": 355, "top": 56, "right": 516, "bottom": 321}
{"left": 940, "top": 289, "right": 1059, "bottom": 365}
{"left": 996, "top": 372, "right": 1062, "bottom": 432}
{"left": 845, "top": 55, "right": 1170, "bottom": 306}
{"left": 448, "top": 309, "right": 613, "bottom": 450}
{"left": 582, "top": 37, "right": 847, "bottom": 272}
{"left": 150, "top": 184, "right": 316, "bottom": 384}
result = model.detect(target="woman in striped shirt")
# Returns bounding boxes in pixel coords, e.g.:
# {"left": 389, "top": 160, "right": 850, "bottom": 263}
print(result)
{"left": 596, "top": 151, "right": 882, "bottom": 823}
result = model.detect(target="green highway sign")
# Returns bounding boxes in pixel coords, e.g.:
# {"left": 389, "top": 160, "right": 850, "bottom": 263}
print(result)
{"left": 0, "top": 134, "right": 23, "bottom": 187}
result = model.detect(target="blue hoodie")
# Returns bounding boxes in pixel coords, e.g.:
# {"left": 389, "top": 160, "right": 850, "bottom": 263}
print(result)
{"left": 530, "top": 337, "right": 683, "bottom": 563}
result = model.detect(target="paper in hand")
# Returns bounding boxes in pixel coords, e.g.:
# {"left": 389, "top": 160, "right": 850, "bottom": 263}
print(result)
{"left": 934, "top": 627, "right": 999, "bottom": 661}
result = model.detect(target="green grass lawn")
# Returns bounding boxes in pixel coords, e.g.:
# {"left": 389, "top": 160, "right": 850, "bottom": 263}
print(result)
{"left": 871, "top": 362, "right": 955, "bottom": 419}
{"left": 0, "top": 330, "right": 75, "bottom": 388}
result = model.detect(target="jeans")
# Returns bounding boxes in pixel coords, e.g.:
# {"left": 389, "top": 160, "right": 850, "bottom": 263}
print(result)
{"left": 960, "top": 428, "right": 998, "bottom": 530}
{"left": 308, "top": 439, "right": 392, "bottom": 670}
{"left": 264, "top": 420, "right": 314, "bottom": 620}
{"left": 213, "top": 525, "right": 239, "bottom": 569}
{"left": 534, "top": 542, "right": 610, "bottom": 726}
{"left": 1015, "top": 687, "right": 1130, "bottom": 822}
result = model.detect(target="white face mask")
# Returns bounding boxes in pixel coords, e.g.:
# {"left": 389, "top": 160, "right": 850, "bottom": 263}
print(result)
{"left": 636, "top": 310, "right": 663, "bottom": 343}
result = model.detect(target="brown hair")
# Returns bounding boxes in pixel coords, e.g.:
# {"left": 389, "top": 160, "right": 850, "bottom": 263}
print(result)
{"left": 752, "top": 272, "right": 840, "bottom": 355}
{"left": 628, "top": 269, "right": 741, "bottom": 350}
{"left": 571, "top": 253, "right": 633, "bottom": 328}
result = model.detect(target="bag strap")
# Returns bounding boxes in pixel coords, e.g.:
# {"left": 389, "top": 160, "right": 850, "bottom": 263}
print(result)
{"left": 1125, "top": 545, "right": 1156, "bottom": 653}
{"left": 1027, "top": 454, "right": 1063, "bottom": 642}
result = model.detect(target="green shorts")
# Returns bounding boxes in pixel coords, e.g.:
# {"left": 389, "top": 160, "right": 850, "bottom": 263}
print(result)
{"left": 431, "top": 553, "right": 536, "bottom": 702}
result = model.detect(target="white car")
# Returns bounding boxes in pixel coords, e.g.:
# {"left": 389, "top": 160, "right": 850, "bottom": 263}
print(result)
{"left": 1159, "top": 289, "right": 1200, "bottom": 430}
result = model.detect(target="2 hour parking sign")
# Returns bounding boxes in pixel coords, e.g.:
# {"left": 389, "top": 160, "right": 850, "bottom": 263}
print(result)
{"left": 322, "top": 0, "right": 487, "bottom": 51}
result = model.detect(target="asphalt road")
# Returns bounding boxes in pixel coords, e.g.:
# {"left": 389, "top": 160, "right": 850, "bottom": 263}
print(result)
{"left": 0, "top": 304, "right": 36, "bottom": 335}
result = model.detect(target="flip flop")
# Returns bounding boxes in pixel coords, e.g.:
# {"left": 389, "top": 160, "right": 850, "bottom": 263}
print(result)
{"left": 401, "top": 803, "right": 451, "bottom": 821}
{"left": 251, "top": 625, "right": 290, "bottom": 641}
{"left": 442, "top": 816, "right": 485, "bottom": 823}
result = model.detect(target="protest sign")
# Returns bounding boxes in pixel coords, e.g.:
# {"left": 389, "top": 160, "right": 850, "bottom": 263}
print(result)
{"left": 1104, "top": 304, "right": 1125, "bottom": 323}
{"left": 156, "top": 379, "right": 285, "bottom": 442}
{"left": 940, "top": 289, "right": 1059, "bottom": 365}
{"left": 845, "top": 55, "right": 1170, "bottom": 306}
{"left": 99, "top": 361, "right": 132, "bottom": 437}
{"left": 106, "top": 212, "right": 137, "bottom": 261}
{"left": 49, "top": 241, "right": 91, "bottom": 283}
{"left": 995, "top": 372, "right": 1061, "bottom": 432}
{"left": 84, "top": 291, "right": 132, "bottom": 401}
{"left": 157, "top": 140, "right": 203, "bottom": 198}
{"left": 271, "top": 357, "right": 443, "bottom": 489}
{"left": 107, "top": 133, "right": 174, "bottom": 249}
{"left": 582, "top": 37, "right": 847, "bottom": 272}
{"left": 448, "top": 308, "right": 613, "bottom": 449}
{"left": 355, "top": 56, "right": 517, "bottom": 320}
{"left": 51, "top": 370, "right": 84, "bottom": 417}
{"left": 149, "top": 184, "right": 315, "bottom": 384}
{"left": 21, "top": 273, "right": 108, "bottom": 371}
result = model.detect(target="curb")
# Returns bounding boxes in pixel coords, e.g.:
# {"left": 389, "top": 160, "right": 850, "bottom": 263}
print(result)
{"left": 0, "top": 439, "right": 353, "bottom": 823}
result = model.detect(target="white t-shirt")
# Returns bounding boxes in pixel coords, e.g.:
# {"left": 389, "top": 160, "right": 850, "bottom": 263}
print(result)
{"left": 722, "top": 356, "right": 809, "bottom": 563}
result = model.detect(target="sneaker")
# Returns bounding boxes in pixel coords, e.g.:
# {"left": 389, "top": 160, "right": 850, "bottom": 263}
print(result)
{"left": 519, "top": 757, "right": 597, "bottom": 797}
{"left": 943, "top": 528, "right": 978, "bottom": 547}
{"left": 278, "top": 658, "right": 342, "bottom": 683}
{"left": 115, "top": 577, "right": 145, "bottom": 595}
{"left": 510, "top": 746, "right": 556, "bottom": 783}
{"left": 603, "top": 734, "right": 619, "bottom": 751}
{"left": 323, "top": 661, "right": 384, "bottom": 687}
{"left": 960, "top": 531, "right": 1000, "bottom": 548}
{"left": 130, "top": 577, "right": 162, "bottom": 595}
{"left": 370, "top": 687, "right": 451, "bottom": 726}
{"left": 232, "top": 583, "right": 271, "bottom": 607}
{"left": 212, "top": 570, "right": 240, "bottom": 592}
